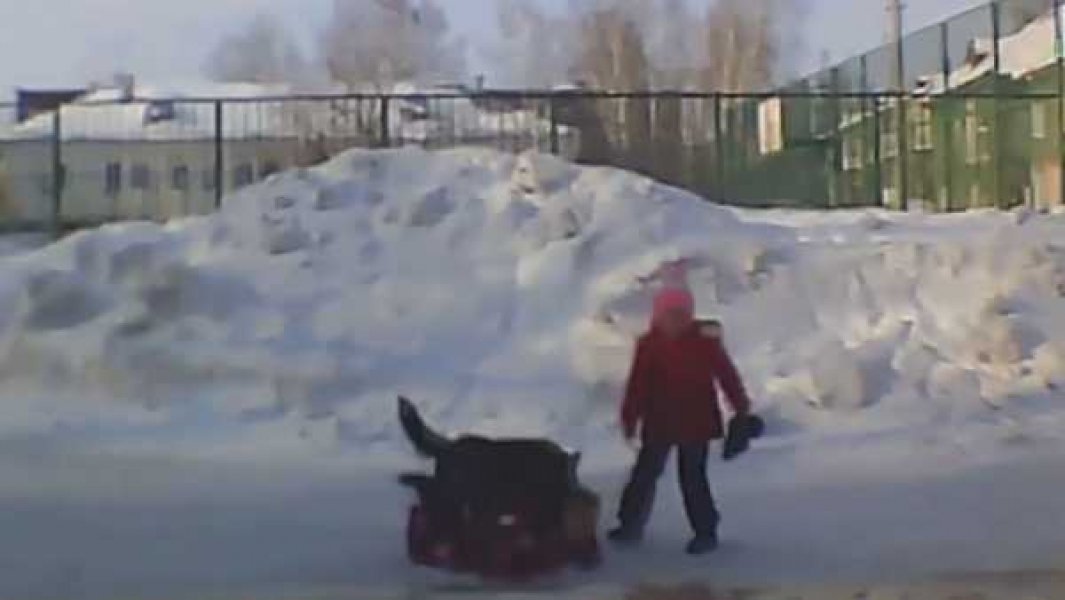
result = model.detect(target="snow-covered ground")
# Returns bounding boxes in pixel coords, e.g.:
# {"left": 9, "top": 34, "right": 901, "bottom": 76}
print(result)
{"left": 1, "top": 148, "right": 1065, "bottom": 598}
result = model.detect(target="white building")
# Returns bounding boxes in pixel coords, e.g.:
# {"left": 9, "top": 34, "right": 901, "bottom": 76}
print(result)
{"left": 0, "top": 80, "right": 574, "bottom": 227}
{"left": 0, "top": 82, "right": 358, "bottom": 225}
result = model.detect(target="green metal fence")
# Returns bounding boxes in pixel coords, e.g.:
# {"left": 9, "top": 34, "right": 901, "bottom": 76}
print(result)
{"left": 785, "top": 0, "right": 1065, "bottom": 210}
{"left": 0, "top": 0, "right": 1064, "bottom": 233}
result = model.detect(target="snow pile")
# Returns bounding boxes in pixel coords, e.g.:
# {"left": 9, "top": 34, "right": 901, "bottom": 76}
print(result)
{"left": 0, "top": 147, "right": 1064, "bottom": 459}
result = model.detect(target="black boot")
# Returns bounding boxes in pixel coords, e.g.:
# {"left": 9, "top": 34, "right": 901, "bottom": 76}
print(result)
{"left": 685, "top": 532, "right": 718, "bottom": 555}
{"left": 607, "top": 525, "right": 643, "bottom": 545}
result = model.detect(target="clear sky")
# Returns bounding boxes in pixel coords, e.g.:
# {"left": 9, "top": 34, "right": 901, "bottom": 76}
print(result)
{"left": 0, "top": 0, "right": 987, "bottom": 100}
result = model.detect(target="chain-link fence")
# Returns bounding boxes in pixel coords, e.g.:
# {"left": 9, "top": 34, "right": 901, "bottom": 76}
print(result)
{"left": 1, "top": 0, "right": 1064, "bottom": 232}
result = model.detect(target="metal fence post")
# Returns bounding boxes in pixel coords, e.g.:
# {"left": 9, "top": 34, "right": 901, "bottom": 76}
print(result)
{"left": 990, "top": 0, "right": 1004, "bottom": 208}
{"left": 214, "top": 100, "right": 224, "bottom": 210}
{"left": 51, "top": 109, "right": 62, "bottom": 237}
{"left": 940, "top": 21, "right": 951, "bottom": 86}
{"left": 894, "top": 13, "right": 905, "bottom": 93}
{"left": 991, "top": 1, "right": 1002, "bottom": 76}
{"left": 899, "top": 95, "right": 909, "bottom": 211}
{"left": 873, "top": 97, "right": 884, "bottom": 207}
{"left": 549, "top": 95, "right": 561, "bottom": 155}
{"left": 713, "top": 93, "right": 725, "bottom": 200}
{"left": 828, "top": 68, "right": 843, "bottom": 208}
{"left": 1056, "top": 0, "right": 1065, "bottom": 208}
{"left": 860, "top": 55, "right": 876, "bottom": 207}
{"left": 379, "top": 96, "right": 391, "bottom": 148}
{"left": 940, "top": 21, "right": 954, "bottom": 211}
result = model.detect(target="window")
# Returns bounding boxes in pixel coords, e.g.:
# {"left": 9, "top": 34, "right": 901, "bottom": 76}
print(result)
{"left": 842, "top": 136, "right": 863, "bottom": 171}
{"left": 757, "top": 98, "right": 783, "bottom": 155}
{"left": 144, "top": 100, "right": 176, "bottom": 125}
{"left": 979, "top": 124, "right": 992, "bottom": 163}
{"left": 1032, "top": 101, "right": 1048, "bottom": 140}
{"left": 913, "top": 104, "right": 933, "bottom": 151}
{"left": 879, "top": 100, "right": 898, "bottom": 158}
{"left": 965, "top": 101, "right": 979, "bottom": 165}
{"left": 171, "top": 165, "right": 190, "bottom": 191}
{"left": 104, "top": 162, "right": 122, "bottom": 196}
{"left": 881, "top": 129, "right": 899, "bottom": 159}
{"left": 233, "top": 164, "right": 254, "bottom": 189}
{"left": 882, "top": 186, "right": 899, "bottom": 209}
{"left": 131, "top": 163, "right": 152, "bottom": 190}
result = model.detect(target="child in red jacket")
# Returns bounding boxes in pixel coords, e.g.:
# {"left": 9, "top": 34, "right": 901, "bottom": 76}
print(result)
{"left": 608, "top": 279, "right": 751, "bottom": 555}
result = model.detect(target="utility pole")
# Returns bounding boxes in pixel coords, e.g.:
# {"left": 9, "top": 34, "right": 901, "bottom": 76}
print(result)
{"left": 887, "top": 0, "right": 905, "bottom": 90}
{"left": 887, "top": 0, "right": 908, "bottom": 211}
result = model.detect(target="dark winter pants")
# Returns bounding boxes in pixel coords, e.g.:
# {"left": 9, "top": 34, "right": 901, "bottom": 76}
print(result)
{"left": 617, "top": 443, "right": 720, "bottom": 536}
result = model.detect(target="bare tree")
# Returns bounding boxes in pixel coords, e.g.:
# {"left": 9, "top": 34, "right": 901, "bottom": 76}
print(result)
{"left": 322, "top": 0, "right": 466, "bottom": 90}
{"left": 489, "top": 0, "right": 801, "bottom": 92}
{"left": 701, "top": 0, "right": 804, "bottom": 92}
{"left": 490, "top": 0, "right": 575, "bottom": 88}
{"left": 572, "top": 6, "right": 650, "bottom": 91}
{"left": 204, "top": 14, "right": 307, "bottom": 84}
{"left": 490, "top": 0, "right": 693, "bottom": 89}
{"left": 585, "top": 0, "right": 700, "bottom": 89}
{"left": 703, "top": 0, "right": 770, "bottom": 92}
{"left": 569, "top": 5, "right": 652, "bottom": 170}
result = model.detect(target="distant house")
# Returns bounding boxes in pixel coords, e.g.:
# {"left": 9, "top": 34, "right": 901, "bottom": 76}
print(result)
{"left": 811, "top": 4, "right": 1063, "bottom": 212}
{"left": 0, "top": 81, "right": 345, "bottom": 225}
{"left": 0, "top": 79, "right": 572, "bottom": 227}
{"left": 1004, "top": 10, "right": 1065, "bottom": 210}
{"left": 713, "top": 78, "right": 839, "bottom": 207}
{"left": 382, "top": 81, "right": 575, "bottom": 155}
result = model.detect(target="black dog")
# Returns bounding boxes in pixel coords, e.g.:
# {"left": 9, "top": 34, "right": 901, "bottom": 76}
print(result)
{"left": 397, "top": 396, "right": 584, "bottom": 537}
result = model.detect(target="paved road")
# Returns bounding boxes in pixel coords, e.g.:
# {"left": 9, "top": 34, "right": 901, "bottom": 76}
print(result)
{"left": 3, "top": 439, "right": 1065, "bottom": 599}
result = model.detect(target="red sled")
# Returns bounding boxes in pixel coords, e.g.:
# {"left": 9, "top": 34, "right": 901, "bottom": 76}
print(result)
{"left": 405, "top": 490, "right": 602, "bottom": 580}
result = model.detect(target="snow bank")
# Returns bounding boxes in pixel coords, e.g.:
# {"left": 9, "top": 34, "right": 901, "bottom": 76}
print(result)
{"left": 1, "top": 147, "right": 1064, "bottom": 458}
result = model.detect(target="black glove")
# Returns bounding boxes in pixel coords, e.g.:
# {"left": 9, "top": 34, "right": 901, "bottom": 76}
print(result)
{"left": 722, "top": 413, "right": 765, "bottom": 461}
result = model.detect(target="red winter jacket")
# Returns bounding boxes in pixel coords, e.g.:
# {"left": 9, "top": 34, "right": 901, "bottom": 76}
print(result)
{"left": 620, "top": 323, "right": 751, "bottom": 444}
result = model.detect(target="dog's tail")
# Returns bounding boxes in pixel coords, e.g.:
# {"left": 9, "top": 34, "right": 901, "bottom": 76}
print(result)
{"left": 398, "top": 396, "right": 451, "bottom": 458}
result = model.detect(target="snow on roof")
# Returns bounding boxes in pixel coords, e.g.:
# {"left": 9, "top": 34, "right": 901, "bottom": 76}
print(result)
{"left": 914, "top": 7, "right": 1060, "bottom": 94}
{"left": 836, "top": 8, "right": 1059, "bottom": 131}
{"left": 0, "top": 80, "right": 558, "bottom": 143}
{"left": 0, "top": 81, "right": 310, "bottom": 142}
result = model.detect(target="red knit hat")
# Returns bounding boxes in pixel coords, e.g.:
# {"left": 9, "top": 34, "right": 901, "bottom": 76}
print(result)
{"left": 650, "top": 260, "right": 694, "bottom": 330}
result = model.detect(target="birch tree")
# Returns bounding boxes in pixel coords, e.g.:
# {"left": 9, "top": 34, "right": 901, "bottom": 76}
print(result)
{"left": 322, "top": 0, "right": 466, "bottom": 90}
{"left": 204, "top": 13, "right": 306, "bottom": 84}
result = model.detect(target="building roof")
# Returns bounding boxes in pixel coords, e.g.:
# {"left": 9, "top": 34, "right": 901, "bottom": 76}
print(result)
{"left": 0, "top": 80, "right": 558, "bottom": 143}
{"left": 1, "top": 82, "right": 313, "bottom": 142}
{"left": 912, "top": 7, "right": 1059, "bottom": 94}
{"left": 15, "top": 89, "right": 87, "bottom": 123}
